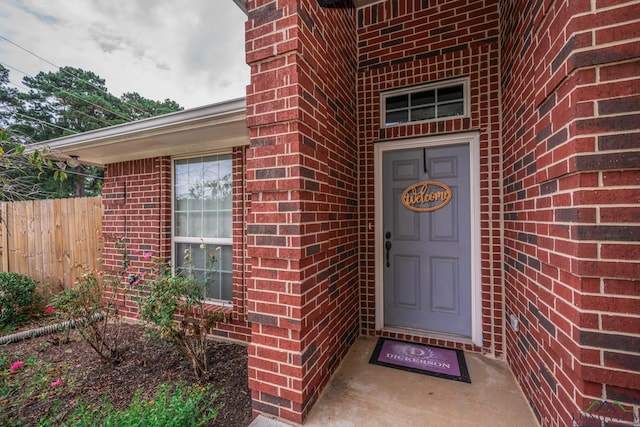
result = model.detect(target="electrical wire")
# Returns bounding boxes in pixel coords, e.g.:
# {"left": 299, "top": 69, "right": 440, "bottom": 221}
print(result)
{"left": 45, "top": 163, "right": 104, "bottom": 180}
{"left": 3, "top": 128, "right": 36, "bottom": 143}
{"left": 0, "top": 34, "right": 152, "bottom": 119}
{"left": 0, "top": 37, "right": 184, "bottom": 147}
{"left": 0, "top": 107, "right": 79, "bottom": 135}
{"left": 0, "top": 127, "right": 103, "bottom": 179}
{"left": 0, "top": 153, "right": 103, "bottom": 202}
{"left": 15, "top": 112, "right": 79, "bottom": 135}
{"left": 0, "top": 130, "right": 105, "bottom": 181}
{"left": 6, "top": 81, "right": 120, "bottom": 129}
{"left": 1, "top": 61, "right": 133, "bottom": 125}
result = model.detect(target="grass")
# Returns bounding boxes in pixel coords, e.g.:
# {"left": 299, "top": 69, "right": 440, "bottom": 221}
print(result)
{"left": 43, "top": 382, "right": 220, "bottom": 427}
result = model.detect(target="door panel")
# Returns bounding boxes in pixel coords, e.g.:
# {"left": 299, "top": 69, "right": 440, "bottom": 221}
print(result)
{"left": 431, "top": 257, "right": 458, "bottom": 313}
{"left": 383, "top": 144, "right": 471, "bottom": 337}
{"left": 394, "top": 188, "right": 420, "bottom": 240}
{"left": 428, "top": 156, "right": 458, "bottom": 178}
{"left": 430, "top": 188, "right": 457, "bottom": 241}
{"left": 393, "top": 159, "right": 420, "bottom": 180}
{"left": 393, "top": 255, "right": 421, "bottom": 309}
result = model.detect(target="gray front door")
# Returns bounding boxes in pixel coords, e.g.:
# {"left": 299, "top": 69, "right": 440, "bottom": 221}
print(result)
{"left": 383, "top": 144, "right": 471, "bottom": 337}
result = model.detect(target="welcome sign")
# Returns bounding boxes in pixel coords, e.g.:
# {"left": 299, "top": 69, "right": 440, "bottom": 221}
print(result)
{"left": 401, "top": 181, "right": 452, "bottom": 212}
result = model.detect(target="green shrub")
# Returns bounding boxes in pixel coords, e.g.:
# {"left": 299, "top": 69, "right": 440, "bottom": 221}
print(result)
{"left": 51, "top": 269, "right": 126, "bottom": 365}
{"left": 58, "top": 382, "right": 220, "bottom": 427}
{"left": 0, "top": 272, "right": 40, "bottom": 330}
{"left": 50, "top": 236, "right": 132, "bottom": 365}
{"left": 138, "top": 249, "right": 225, "bottom": 378}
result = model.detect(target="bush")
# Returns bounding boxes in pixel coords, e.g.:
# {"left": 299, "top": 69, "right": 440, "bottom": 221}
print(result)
{"left": 51, "top": 269, "right": 126, "bottom": 364}
{"left": 50, "top": 236, "right": 132, "bottom": 365}
{"left": 0, "top": 272, "right": 40, "bottom": 330}
{"left": 137, "top": 248, "right": 225, "bottom": 378}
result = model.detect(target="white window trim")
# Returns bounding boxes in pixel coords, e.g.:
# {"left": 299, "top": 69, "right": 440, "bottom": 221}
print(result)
{"left": 171, "top": 151, "right": 233, "bottom": 306}
{"left": 380, "top": 76, "right": 471, "bottom": 128}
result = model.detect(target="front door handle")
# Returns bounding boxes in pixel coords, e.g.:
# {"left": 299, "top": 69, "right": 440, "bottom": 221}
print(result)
{"left": 385, "top": 240, "right": 392, "bottom": 267}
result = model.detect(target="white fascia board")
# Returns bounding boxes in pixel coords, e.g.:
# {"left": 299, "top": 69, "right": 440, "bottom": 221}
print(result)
{"left": 28, "top": 98, "right": 248, "bottom": 166}
{"left": 33, "top": 98, "right": 246, "bottom": 150}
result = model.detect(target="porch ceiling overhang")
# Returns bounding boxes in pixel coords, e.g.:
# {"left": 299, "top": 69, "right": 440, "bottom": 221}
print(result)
{"left": 28, "top": 98, "right": 249, "bottom": 167}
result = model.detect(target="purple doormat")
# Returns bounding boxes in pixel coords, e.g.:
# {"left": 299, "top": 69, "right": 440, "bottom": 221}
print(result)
{"left": 369, "top": 338, "right": 471, "bottom": 383}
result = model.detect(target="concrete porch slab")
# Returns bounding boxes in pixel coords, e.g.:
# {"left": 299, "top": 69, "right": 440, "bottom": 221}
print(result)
{"left": 250, "top": 336, "right": 539, "bottom": 426}
{"left": 249, "top": 415, "right": 293, "bottom": 427}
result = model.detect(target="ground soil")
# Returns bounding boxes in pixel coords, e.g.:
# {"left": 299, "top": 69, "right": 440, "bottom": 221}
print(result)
{"left": 1, "top": 321, "right": 252, "bottom": 426}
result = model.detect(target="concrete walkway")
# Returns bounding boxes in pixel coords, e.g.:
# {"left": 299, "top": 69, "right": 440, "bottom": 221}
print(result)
{"left": 250, "top": 336, "right": 539, "bottom": 426}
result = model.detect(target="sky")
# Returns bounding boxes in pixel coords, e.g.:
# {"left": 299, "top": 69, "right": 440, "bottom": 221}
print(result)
{"left": 0, "top": 0, "right": 249, "bottom": 109}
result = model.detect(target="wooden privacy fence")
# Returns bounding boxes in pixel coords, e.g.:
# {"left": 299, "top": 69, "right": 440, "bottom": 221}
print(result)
{"left": 0, "top": 197, "right": 103, "bottom": 294}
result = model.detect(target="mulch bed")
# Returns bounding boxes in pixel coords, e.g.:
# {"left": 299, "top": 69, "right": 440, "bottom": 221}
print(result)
{"left": 1, "top": 321, "right": 252, "bottom": 426}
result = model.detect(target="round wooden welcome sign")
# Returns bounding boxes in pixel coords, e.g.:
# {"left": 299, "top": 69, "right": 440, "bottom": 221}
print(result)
{"left": 401, "top": 181, "right": 452, "bottom": 212}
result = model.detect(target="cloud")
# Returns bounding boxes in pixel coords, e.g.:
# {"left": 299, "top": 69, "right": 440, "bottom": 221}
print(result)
{"left": 181, "top": 2, "right": 246, "bottom": 71}
{"left": 155, "top": 62, "right": 170, "bottom": 72}
{"left": 1, "top": 0, "right": 248, "bottom": 108}
{"left": 89, "top": 24, "right": 130, "bottom": 54}
{"left": 11, "top": 0, "right": 63, "bottom": 26}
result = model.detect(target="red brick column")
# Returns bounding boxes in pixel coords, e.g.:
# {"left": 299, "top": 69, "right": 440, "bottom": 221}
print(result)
{"left": 501, "top": 1, "right": 640, "bottom": 425}
{"left": 245, "top": 0, "right": 358, "bottom": 423}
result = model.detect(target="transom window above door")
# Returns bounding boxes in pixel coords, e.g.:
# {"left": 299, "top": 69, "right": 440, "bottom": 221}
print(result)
{"left": 173, "top": 154, "right": 233, "bottom": 304}
{"left": 381, "top": 77, "right": 470, "bottom": 127}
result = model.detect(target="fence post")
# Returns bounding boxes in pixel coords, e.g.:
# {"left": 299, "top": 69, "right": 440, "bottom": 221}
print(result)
{"left": 0, "top": 203, "right": 7, "bottom": 272}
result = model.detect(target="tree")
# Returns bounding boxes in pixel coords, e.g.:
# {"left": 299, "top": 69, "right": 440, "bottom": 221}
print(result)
{"left": 12, "top": 67, "right": 127, "bottom": 141}
{"left": 0, "top": 65, "right": 19, "bottom": 128}
{"left": 0, "top": 130, "right": 65, "bottom": 201}
{"left": 0, "top": 66, "right": 183, "bottom": 199}
{"left": 0, "top": 66, "right": 65, "bottom": 201}
{"left": 120, "top": 92, "right": 182, "bottom": 120}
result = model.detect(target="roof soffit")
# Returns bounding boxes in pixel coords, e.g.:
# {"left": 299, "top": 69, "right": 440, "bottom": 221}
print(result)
{"left": 30, "top": 98, "right": 249, "bottom": 166}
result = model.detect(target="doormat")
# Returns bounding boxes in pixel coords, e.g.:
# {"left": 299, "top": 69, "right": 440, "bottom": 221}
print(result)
{"left": 369, "top": 338, "right": 471, "bottom": 383}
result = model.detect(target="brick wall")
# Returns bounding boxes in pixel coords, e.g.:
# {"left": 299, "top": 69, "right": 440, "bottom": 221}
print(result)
{"left": 245, "top": 0, "right": 359, "bottom": 422}
{"left": 218, "top": 146, "right": 252, "bottom": 342}
{"left": 102, "top": 151, "right": 251, "bottom": 342}
{"left": 357, "top": 0, "right": 502, "bottom": 355}
{"left": 102, "top": 157, "right": 173, "bottom": 318}
{"left": 501, "top": 0, "right": 640, "bottom": 425}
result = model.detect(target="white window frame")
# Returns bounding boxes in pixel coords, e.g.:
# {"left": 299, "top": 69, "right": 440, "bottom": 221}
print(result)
{"left": 380, "top": 76, "right": 470, "bottom": 128}
{"left": 171, "top": 151, "right": 233, "bottom": 306}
